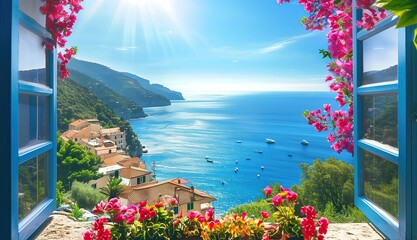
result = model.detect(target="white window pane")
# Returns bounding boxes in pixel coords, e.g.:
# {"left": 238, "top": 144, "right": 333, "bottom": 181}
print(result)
{"left": 362, "top": 26, "right": 398, "bottom": 85}
{"left": 20, "top": 0, "right": 45, "bottom": 27}
{"left": 19, "top": 25, "right": 48, "bottom": 86}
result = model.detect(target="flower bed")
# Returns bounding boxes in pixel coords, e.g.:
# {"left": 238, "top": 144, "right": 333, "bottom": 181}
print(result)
{"left": 83, "top": 186, "right": 328, "bottom": 240}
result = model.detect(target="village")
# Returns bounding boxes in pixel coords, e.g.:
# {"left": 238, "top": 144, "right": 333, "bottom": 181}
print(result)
{"left": 60, "top": 119, "right": 216, "bottom": 216}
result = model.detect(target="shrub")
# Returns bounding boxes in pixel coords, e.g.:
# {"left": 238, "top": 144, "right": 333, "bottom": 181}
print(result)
{"left": 70, "top": 181, "right": 106, "bottom": 210}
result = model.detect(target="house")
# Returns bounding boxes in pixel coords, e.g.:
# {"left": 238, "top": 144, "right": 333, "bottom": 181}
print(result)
{"left": 68, "top": 119, "right": 89, "bottom": 130}
{"left": 119, "top": 178, "right": 216, "bottom": 215}
{"left": 100, "top": 127, "right": 126, "bottom": 150}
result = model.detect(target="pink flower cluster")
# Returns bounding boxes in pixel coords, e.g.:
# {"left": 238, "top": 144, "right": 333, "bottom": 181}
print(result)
{"left": 40, "top": 0, "right": 83, "bottom": 79}
{"left": 300, "top": 206, "right": 329, "bottom": 240}
{"left": 84, "top": 198, "right": 168, "bottom": 240}
{"left": 278, "top": 0, "right": 385, "bottom": 154}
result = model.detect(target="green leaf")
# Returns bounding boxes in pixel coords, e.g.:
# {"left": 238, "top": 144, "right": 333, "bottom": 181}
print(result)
{"left": 380, "top": 0, "right": 417, "bottom": 11}
{"left": 396, "top": 10, "right": 417, "bottom": 28}
{"left": 414, "top": 28, "right": 417, "bottom": 49}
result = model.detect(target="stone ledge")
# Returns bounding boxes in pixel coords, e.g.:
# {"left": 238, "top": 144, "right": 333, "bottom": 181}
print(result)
{"left": 32, "top": 212, "right": 386, "bottom": 240}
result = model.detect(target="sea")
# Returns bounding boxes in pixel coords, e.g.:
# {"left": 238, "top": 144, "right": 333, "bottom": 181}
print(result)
{"left": 129, "top": 91, "right": 353, "bottom": 217}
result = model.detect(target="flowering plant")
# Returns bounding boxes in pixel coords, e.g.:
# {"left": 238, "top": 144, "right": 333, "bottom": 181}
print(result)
{"left": 83, "top": 186, "right": 329, "bottom": 240}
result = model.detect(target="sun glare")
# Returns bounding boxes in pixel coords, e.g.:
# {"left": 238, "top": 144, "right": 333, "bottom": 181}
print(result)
{"left": 112, "top": 0, "right": 196, "bottom": 54}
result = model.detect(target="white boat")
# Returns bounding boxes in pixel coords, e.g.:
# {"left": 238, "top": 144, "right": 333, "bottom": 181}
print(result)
{"left": 142, "top": 148, "right": 148, "bottom": 153}
{"left": 234, "top": 167, "right": 239, "bottom": 173}
{"left": 265, "top": 138, "right": 275, "bottom": 144}
{"left": 301, "top": 139, "right": 309, "bottom": 145}
{"left": 235, "top": 160, "right": 238, "bottom": 164}
{"left": 206, "top": 159, "right": 213, "bottom": 163}
{"left": 236, "top": 140, "right": 242, "bottom": 143}
{"left": 205, "top": 156, "right": 209, "bottom": 159}
{"left": 254, "top": 150, "right": 263, "bottom": 154}
{"left": 257, "top": 174, "right": 260, "bottom": 178}
{"left": 261, "top": 166, "right": 264, "bottom": 170}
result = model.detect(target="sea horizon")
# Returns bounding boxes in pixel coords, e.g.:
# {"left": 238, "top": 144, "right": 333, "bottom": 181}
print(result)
{"left": 130, "top": 91, "right": 353, "bottom": 216}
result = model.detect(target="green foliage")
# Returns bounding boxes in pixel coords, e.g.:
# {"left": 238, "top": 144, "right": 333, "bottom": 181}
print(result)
{"left": 70, "top": 181, "right": 106, "bottom": 210}
{"left": 100, "top": 177, "right": 126, "bottom": 200}
{"left": 375, "top": 0, "right": 417, "bottom": 48}
{"left": 57, "top": 77, "right": 121, "bottom": 132}
{"left": 68, "top": 202, "right": 87, "bottom": 221}
{"left": 68, "top": 69, "right": 146, "bottom": 121}
{"left": 322, "top": 202, "right": 367, "bottom": 223}
{"left": 319, "top": 49, "right": 331, "bottom": 59}
{"left": 233, "top": 158, "right": 366, "bottom": 223}
{"left": 56, "top": 180, "right": 67, "bottom": 207}
{"left": 297, "top": 157, "right": 354, "bottom": 213}
{"left": 57, "top": 138, "right": 103, "bottom": 191}
{"left": 228, "top": 200, "right": 275, "bottom": 222}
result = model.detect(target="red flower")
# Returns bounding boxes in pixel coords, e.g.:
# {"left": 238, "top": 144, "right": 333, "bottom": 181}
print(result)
{"left": 260, "top": 211, "right": 270, "bottom": 219}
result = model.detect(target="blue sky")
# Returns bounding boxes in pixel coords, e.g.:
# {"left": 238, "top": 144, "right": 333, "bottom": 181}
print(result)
{"left": 67, "top": 0, "right": 331, "bottom": 94}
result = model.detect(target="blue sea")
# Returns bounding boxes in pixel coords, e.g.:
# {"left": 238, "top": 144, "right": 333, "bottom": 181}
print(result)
{"left": 129, "top": 91, "right": 353, "bottom": 216}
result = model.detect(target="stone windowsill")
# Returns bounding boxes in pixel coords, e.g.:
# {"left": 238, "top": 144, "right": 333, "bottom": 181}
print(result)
{"left": 32, "top": 211, "right": 386, "bottom": 240}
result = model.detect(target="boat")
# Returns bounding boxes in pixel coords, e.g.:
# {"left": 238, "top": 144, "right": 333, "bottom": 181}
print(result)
{"left": 261, "top": 166, "right": 264, "bottom": 170}
{"left": 206, "top": 159, "right": 214, "bottom": 163}
{"left": 254, "top": 150, "right": 263, "bottom": 154}
{"left": 246, "top": 157, "right": 251, "bottom": 160}
{"left": 257, "top": 174, "right": 260, "bottom": 178}
{"left": 234, "top": 167, "right": 239, "bottom": 173}
{"left": 142, "top": 147, "right": 148, "bottom": 153}
{"left": 205, "top": 156, "right": 210, "bottom": 159}
{"left": 221, "top": 180, "right": 226, "bottom": 185}
{"left": 288, "top": 154, "right": 293, "bottom": 157}
{"left": 236, "top": 140, "right": 242, "bottom": 143}
{"left": 300, "top": 139, "right": 309, "bottom": 145}
{"left": 265, "top": 138, "right": 275, "bottom": 144}
{"left": 235, "top": 160, "right": 238, "bottom": 164}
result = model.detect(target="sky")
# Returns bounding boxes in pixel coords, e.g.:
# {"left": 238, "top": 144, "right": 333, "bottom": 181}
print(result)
{"left": 67, "top": 0, "right": 333, "bottom": 95}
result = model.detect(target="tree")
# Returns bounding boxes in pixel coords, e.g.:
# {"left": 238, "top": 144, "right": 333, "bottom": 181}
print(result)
{"left": 100, "top": 177, "right": 125, "bottom": 200}
{"left": 296, "top": 157, "right": 354, "bottom": 213}
{"left": 57, "top": 137, "right": 103, "bottom": 191}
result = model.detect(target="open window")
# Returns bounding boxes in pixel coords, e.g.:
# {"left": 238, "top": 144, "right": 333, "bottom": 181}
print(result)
{"left": 1, "top": 0, "right": 57, "bottom": 239}
{"left": 353, "top": 3, "right": 417, "bottom": 239}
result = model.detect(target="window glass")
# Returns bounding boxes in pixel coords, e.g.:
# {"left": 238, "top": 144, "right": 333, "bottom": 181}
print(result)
{"left": 19, "top": 152, "right": 49, "bottom": 220}
{"left": 361, "top": 93, "right": 398, "bottom": 149}
{"left": 19, "top": 25, "right": 48, "bottom": 86}
{"left": 362, "top": 26, "right": 398, "bottom": 85}
{"left": 19, "top": 0, "right": 45, "bottom": 27}
{"left": 362, "top": 150, "right": 398, "bottom": 219}
{"left": 19, "top": 94, "right": 50, "bottom": 148}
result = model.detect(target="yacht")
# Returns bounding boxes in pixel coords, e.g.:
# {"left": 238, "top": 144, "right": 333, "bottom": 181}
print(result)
{"left": 301, "top": 139, "right": 309, "bottom": 145}
{"left": 206, "top": 158, "right": 213, "bottom": 163}
{"left": 236, "top": 140, "right": 242, "bottom": 143}
{"left": 265, "top": 138, "right": 275, "bottom": 144}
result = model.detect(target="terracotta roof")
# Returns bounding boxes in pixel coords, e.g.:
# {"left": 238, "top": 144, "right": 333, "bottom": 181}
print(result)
{"left": 69, "top": 119, "right": 88, "bottom": 127}
{"left": 62, "top": 130, "right": 78, "bottom": 139}
{"left": 101, "top": 127, "right": 121, "bottom": 135}
{"left": 102, "top": 154, "right": 129, "bottom": 167}
{"left": 118, "top": 157, "right": 145, "bottom": 169}
{"left": 120, "top": 167, "right": 151, "bottom": 179}
{"left": 127, "top": 179, "right": 216, "bottom": 204}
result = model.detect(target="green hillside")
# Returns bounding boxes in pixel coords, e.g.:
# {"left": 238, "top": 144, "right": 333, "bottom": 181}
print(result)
{"left": 68, "top": 69, "right": 146, "bottom": 120}
{"left": 67, "top": 58, "right": 171, "bottom": 107}
{"left": 57, "top": 78, "right": 143, "bottom": 157}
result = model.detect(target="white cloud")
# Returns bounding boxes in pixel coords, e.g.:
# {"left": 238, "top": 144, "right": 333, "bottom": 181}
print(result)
{"left": 115, "top": 46, "right": 138, "bottom": 51}
{"left": 211, "top": 32, "right": 319, "bottom": 58}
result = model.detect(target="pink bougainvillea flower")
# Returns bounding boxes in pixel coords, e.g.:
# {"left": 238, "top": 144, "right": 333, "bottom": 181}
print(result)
{"left": 92, "top": 201, "right": 106, "bottom": 215}
{"left": 272, "top": 195, "right": 284, "bottom": 206}
{"left": 264, "top": 186, "right": 272, "bottom": 197}
{"left": 286, "top": 191, "right": 298, "bottom": 202}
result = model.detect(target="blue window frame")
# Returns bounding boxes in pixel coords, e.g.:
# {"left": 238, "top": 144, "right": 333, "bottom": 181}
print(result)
{"left": 0, "top": 0, "right": 57, "bottom": 239}
{"left": 353, "top": 3, "right": 417, "bottom": 239}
